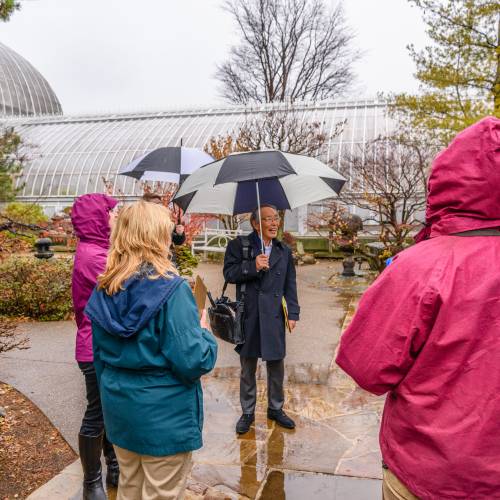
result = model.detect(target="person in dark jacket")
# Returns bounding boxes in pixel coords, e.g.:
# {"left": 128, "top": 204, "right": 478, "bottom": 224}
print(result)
{"left": 85, "top": 200, "right": 217, "bottom": 500}
{"left": 223, "top": 205, "right": 300, "bottom": 434}
{"left": 71, "top": 193, "right": 120, "bottom": 500}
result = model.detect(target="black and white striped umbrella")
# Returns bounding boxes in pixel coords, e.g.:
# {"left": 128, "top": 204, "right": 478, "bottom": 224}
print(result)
{"left": 173, "top": 150, "right": 346, "bottom": 215}
{"left": 118, "top": 147, "right": 213, "bottom": 184}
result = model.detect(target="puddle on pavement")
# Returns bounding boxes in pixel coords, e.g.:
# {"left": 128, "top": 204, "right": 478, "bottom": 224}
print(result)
{"left": 303, "top": 262, "right": 374, "bottom": 332}
{"left": 107, "top": 486, "right": 117, "bottom": 500}
{"left": 260, "top": 470, "right": 338, "bottom": 500}
{"left": 184, "top": 375, "right": 383, "bottom": 498}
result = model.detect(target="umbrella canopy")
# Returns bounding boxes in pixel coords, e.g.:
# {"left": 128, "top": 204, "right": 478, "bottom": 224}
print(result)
{"left": 118, "top": 147, "right": 213, "bottom": 184}
{"left": 173, "top": 150, "right": 346, "bottom": 215}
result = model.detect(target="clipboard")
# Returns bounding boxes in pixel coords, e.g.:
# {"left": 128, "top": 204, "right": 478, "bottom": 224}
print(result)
{"left": 193, "top": 276, "right": 208, "bottom": 318}
{"left": 282, "top": 297, "right": 292, "bottom": 333}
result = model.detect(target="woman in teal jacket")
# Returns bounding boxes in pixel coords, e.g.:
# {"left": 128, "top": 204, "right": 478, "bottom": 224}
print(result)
{"left": 85, "top": 200, "right": 217, "bottom": 500}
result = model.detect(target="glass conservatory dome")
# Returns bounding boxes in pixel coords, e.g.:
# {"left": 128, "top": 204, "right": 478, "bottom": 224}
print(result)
{"left": 0, "top": 41, "right": 62, "bottom": 117}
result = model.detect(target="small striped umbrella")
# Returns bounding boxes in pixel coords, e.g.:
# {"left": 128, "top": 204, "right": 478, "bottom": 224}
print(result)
{"left": 118, "top": 147, "right": 213, "bottom": 184}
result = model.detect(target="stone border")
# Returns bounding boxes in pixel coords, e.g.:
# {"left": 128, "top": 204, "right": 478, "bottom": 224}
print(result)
{"left": 27, "top": 460, "right": 83, "bottom": 499}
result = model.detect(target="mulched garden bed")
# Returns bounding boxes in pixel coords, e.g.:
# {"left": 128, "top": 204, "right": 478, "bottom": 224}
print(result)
{"left": 0, "top": 382, "right": 77, "bottom": 499}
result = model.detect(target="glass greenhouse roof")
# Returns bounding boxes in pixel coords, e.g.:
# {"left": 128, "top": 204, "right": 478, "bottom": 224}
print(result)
{"left": 7, "top": 99, "right": 393, "bottom": 202}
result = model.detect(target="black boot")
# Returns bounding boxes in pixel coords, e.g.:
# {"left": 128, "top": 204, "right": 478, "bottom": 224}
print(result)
{"left": 236, "top": 413, "right": 255, "bottom": 434}
{"left": 79, "top": 433, "right": 107, "bottom": 500}
{"left": 102, "top": 434, "right": 119, "bottom": 487}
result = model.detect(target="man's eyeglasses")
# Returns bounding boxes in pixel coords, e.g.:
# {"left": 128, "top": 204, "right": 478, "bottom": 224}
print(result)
{"left": 261, "top": 216, "right": 281, "bottom": 223}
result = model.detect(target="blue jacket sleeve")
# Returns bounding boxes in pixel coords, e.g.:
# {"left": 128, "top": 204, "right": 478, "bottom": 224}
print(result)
{"left": 161, "top": 281, "right": 218, "bottom": 384}
{"left": 223, "top": 237, "right": 259, "bottom": 284}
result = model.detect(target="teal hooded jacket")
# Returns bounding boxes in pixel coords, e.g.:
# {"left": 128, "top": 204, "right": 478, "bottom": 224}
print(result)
{"left": 85, "top": 268, "right": 218, "bottom": 457}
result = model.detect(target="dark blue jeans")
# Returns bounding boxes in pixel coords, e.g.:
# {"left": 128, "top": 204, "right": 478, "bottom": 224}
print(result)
{"left": 78, "top": 362, "right": 104, "bottom": 437}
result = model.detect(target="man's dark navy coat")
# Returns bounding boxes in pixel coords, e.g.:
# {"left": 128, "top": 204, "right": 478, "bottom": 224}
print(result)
{"left": 223, "top": 231, "right": 300, "bottom": 361}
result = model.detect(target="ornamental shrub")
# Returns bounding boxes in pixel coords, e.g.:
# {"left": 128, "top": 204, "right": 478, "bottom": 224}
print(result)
{"left": 0, "top": 232, "right": 32, "bottom": 261}
{"left": 3, "top": 202, "right": 48, "bottom": 225}
{"left": 174, "top": 245, "right": 199, "bottom": 277}
{"left": 0, "top": 256, "right": 73, "bottom": 320}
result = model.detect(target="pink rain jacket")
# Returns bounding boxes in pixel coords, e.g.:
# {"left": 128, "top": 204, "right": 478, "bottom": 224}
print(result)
{"left": 337, "top": 117, "right": 500, "bottom": 499}
{"left": 71, "top": 193, "right": 117, "bottom": 362}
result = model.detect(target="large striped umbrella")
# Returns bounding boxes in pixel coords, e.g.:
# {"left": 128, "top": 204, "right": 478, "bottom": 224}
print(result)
{"left": 173, "top": 150, "right": 346, "bottom": 251}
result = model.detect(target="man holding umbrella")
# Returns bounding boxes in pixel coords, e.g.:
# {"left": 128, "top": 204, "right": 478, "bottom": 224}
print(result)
{"left": 224, "top": 204, "right": 300, "bottom": 434}
{"left": 173, "top": 149, "right": 345, "bottom": 432}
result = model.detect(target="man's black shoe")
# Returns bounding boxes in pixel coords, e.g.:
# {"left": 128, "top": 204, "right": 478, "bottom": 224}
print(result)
{"left": 236, "top": 413, "right": 255, "bottom": 434}
{"left": 267, "top": 409, "right": 295, "bottom": 429}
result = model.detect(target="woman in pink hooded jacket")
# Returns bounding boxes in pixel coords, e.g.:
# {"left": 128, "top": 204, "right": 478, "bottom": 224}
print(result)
{"left": 337, "top": 117, "right": 500, "bottom": 499}
{"left": 71, "top": 193, "right": 118, "bottom": 500}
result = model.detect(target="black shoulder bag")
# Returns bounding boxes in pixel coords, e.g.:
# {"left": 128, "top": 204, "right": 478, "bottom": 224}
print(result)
{"left": 207, "top": 236, "right": 251, "bottom": 345}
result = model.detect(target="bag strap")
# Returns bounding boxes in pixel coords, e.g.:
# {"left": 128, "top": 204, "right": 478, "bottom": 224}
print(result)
{"left": 454, "top": 229, "right": 500, "bottom": 237}
{"left": 222, "top": 235, "right": 252, "bottom": 297}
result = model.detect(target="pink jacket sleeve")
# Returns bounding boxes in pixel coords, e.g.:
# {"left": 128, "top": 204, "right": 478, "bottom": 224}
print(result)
{"left": 73, "top": 246, "right": 108, "bottom": 332}
{"left": 336, "top": 265, "right": 441, "bottom": 395}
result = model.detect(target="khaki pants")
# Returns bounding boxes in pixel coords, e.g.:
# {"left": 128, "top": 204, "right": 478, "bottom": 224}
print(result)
{"left": 114, "top": 445, "right": 192, "bottom": 500}
{"left": 383, "top": 468, "right": 420, "bottom": 500}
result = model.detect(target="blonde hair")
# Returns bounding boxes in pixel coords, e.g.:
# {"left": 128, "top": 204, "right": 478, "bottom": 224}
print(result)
{"left": 98, "top": 200, "right": 178, "bottom": 295}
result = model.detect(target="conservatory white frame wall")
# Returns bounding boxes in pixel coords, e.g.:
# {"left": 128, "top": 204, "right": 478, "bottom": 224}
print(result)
{"left": 5, "top": 99, "right": 396, "bottom": 232}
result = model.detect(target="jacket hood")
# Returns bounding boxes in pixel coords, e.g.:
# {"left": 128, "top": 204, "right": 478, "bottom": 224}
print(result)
{"left": 416, "top": 116, "right": 500, "bottom": 242}
{"left": 85, "top": 268, "right": 183, "bottom": 338}
{"left": 71, "top": 193, "right": 118, "bottom": 248}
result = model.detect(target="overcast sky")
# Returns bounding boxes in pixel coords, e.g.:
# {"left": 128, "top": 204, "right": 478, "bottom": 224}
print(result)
{"left": 1, "top": 0, "right": 428, "bottom": 115}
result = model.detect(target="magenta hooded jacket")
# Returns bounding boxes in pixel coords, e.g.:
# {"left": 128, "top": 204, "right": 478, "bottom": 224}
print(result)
{"left": 337, "top": 117, "right": 500, "bottom": 499}
{"left": 71, "top": 193, "right": 117, "bottom": 362}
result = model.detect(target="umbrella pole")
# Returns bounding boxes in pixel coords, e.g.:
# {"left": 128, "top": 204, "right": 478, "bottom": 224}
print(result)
{"left": 255, "top": 181, "right": 264, "bottom": 254}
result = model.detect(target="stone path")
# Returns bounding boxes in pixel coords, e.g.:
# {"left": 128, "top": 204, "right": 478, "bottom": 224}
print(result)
{"left": 1, "top": 261, "right": 384, "bottom": 499}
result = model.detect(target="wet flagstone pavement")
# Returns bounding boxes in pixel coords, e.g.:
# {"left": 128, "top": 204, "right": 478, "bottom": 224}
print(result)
{"left": 2, "top": 261, "right": 385, "bottom": 499}
{"left": 184, "top": 374, "right": 383, "bottom": 499}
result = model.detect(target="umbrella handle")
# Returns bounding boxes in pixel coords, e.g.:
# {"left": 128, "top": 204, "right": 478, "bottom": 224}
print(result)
{"left": 255, "top": 181, "right": 264, "bottom": 254}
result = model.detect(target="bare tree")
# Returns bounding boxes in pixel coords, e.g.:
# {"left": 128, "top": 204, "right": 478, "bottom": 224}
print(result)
{"left": 217, "top": 0, "right": 358, "bottom": 104}
{"left": 237, "top": 106, "right": 344, "bottom": 155}
{"left": 204, "top": 134, "right": 251, "bottom": 230}
{"left": 338, "top": 134, "right": 433, "bottom": 259}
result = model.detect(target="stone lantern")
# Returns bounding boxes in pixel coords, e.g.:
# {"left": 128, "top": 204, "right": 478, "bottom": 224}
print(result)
{"left": 338, "top": 214, "right": 363, "bottom": 277}
{"left": 34, "top": 238, "right": 54, "bottom": 259}
{"left": 341, "top": 255, "right": 356, "bottom": 277}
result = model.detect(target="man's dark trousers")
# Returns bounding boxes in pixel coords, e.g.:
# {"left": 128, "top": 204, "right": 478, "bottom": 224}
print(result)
{"left": 240, "top": 356, "right": 284, "bottom": 414}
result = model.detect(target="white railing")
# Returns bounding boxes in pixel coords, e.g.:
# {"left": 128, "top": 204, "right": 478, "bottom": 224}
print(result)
{"left": 191, "top": 227, "right": 243, "bottom": 254}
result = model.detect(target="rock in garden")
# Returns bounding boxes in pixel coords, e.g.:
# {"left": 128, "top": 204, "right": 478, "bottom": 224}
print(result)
{"left": 301, "top": 254, "right": 316, "bottom": 265}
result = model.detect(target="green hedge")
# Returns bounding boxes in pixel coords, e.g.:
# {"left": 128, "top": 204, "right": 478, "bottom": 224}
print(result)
{"left": 296, "top": 237, "right": 330, "bottom": 252}
{"left": 0, "top": 256, "right": 73, "bottom": 320}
